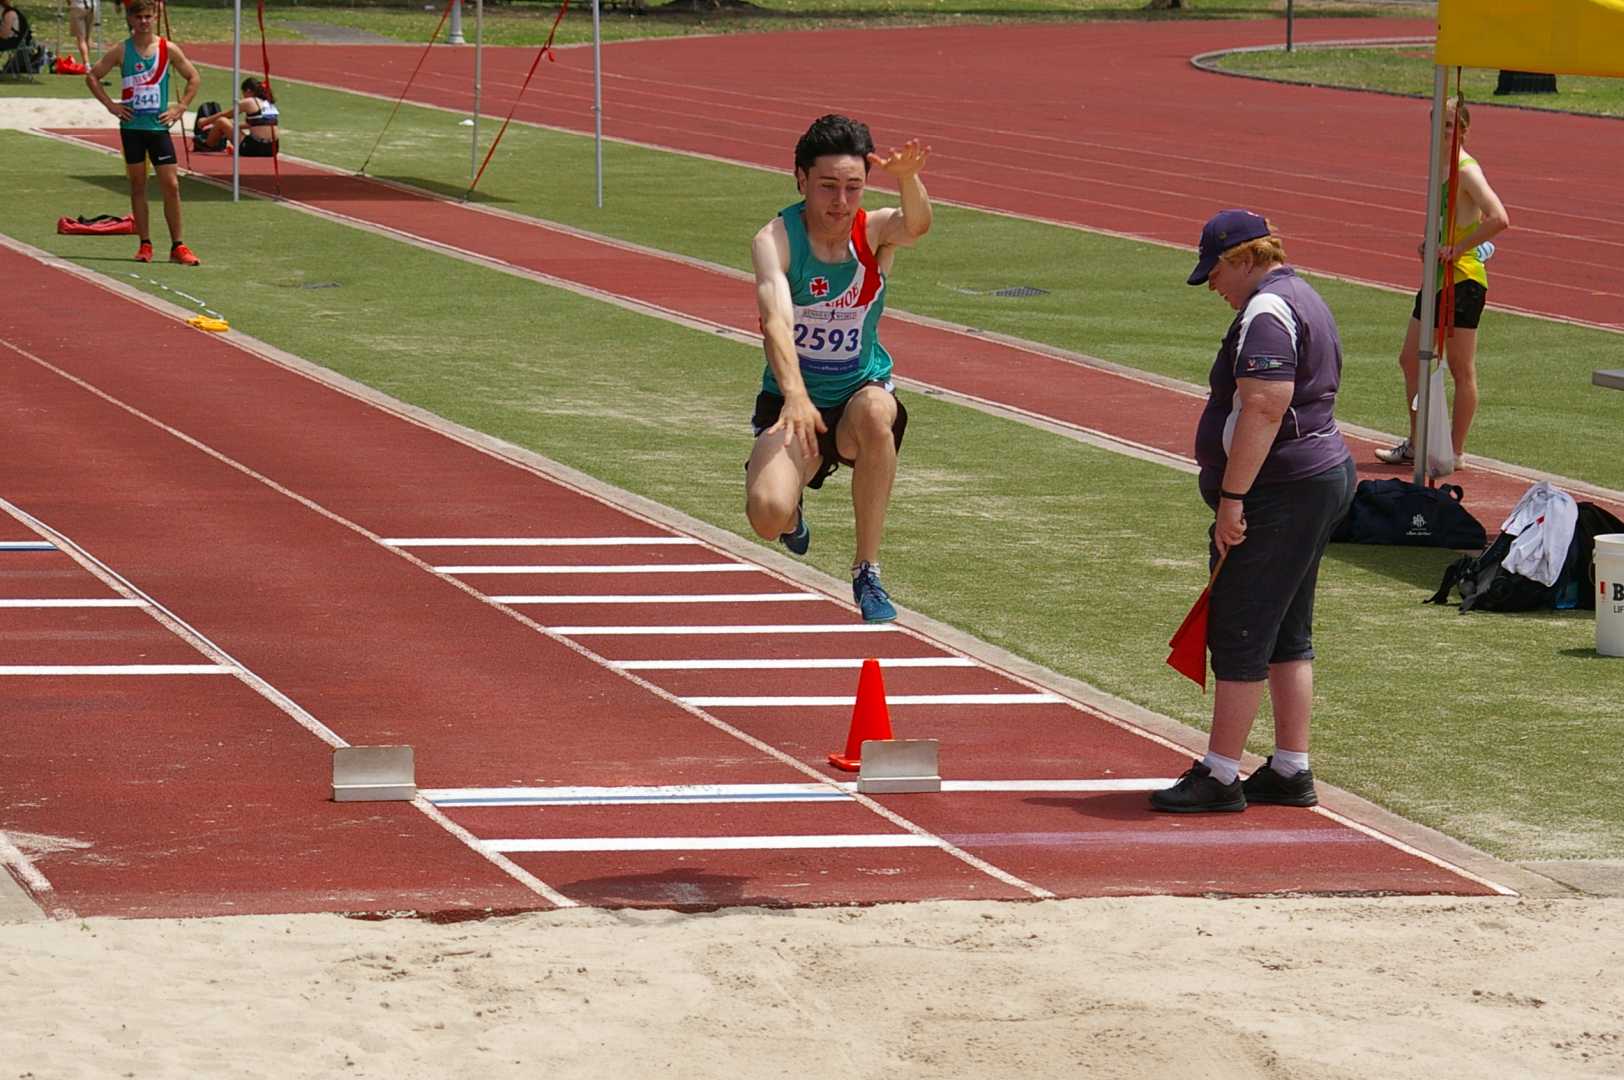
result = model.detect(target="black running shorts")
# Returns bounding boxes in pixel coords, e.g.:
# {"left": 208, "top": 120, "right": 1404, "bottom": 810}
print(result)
{"left": 750, "top": 380, "right": 908, "bottom": 490}
{"left": 120, "top": 128, "right": 177, "bottom": 167}
{"left": 1411, "top": 279, "right": 1487, "bottom": 331}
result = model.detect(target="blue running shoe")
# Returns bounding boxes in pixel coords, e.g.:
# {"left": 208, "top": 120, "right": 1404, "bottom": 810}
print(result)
{"left": 778, "top": 501, "right": 810, "bottom": 556}
{"left": 851, "top": 561, "right": 896, "bottom": 623}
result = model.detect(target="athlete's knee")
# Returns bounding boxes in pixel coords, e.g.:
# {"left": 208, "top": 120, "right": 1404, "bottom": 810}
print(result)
{"left": 849, "top": 395, "right": 898, "bottom": 447}
{"left": 746, "top": 486, "right": 797, "bottom": 540}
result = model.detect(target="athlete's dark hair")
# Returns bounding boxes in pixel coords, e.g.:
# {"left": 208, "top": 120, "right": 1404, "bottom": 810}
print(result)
{"left": 794, "top": 114, "right": 874, "bottom": 174}
{"left": 242, "top": 77, "right": 274, "bottom": 104}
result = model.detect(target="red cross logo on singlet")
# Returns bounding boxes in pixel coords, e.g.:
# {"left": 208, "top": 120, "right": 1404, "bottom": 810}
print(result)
{"left": 809, "top": 276, "right": 829, "bottom": 298}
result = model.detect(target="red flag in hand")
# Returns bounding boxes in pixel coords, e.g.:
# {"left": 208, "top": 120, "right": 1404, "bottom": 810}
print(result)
{"left": 1166, "top": 555, "right": 1226, "bottom": 691}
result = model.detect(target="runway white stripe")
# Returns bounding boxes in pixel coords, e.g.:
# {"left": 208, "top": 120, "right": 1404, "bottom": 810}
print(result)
{"left": 0, "top": 664, "right": 234, "bottom": 676}
{"left": 438, "top": 563, "right": 756, "bottom": 575}
{"left": 0, "top": 598, "right": 147, "bottom": 608}
{"left": 426, "top": 778, "right": 1178, "bottom": 807}
{"left": 385, "top": 537, "right": 701, "bottom": 547}
{"left": 429, "top": 783, "right": 849, "bottom": 806}
{"left": 552, "top": 623, "right": 897, "bottom": 636}
{"left": 487, "top": 834, "right": 940, "bottom": 853}
{"left": 0, "top": 541, "right": 55, "bottom": 551}
{"left": 493, "top": 592, "right": 822, "bottom": 605}
{"left": 683, "top": 693, "right": 1063, "bottom": 707}
{"left": 613, "top": 656, "right": 976, "bottom": 670}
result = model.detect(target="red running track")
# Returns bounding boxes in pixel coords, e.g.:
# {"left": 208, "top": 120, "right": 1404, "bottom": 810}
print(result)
{"left": 186, "top": 18, "right": 1624, "bottom": 330}
{"left": 0, "top": 240, "right": 1505, "bottom": 918}
{"left": 45, "top": 127, "right": 1622, "bottom": 529}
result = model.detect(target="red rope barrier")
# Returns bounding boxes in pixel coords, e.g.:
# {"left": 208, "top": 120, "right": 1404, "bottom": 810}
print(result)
{"left": 256, "top": 0, "right": 281, "bottom": 195}
{"left": 357, "top": 0, "right": 458, "bottom": 177}
{"left": 465, "top": 0, "right": 572, "bottom": 201}
{"left": 160, "top": 2, "right": 192, "bottom": 171}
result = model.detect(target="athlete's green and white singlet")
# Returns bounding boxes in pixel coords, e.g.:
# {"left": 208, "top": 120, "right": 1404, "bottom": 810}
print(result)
{"left": 762, "top": 201, "right": 893, "bottom": 408}
{"left": 119, "top": 36, "right": 171, "bottom": 132}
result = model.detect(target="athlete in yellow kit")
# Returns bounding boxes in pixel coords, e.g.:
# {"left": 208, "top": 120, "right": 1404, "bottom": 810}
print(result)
{"left": 1377, "top": 97, "right": 1510, "bottom": 466}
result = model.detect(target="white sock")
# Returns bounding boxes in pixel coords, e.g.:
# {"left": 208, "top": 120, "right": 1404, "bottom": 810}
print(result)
{"left": 851, "top": 561, "right": 879, "bottom": 579}
{"left": 1272, "top": 749, "right": 1310, "bottom": 777}
{"left": 1201, "top": 751, "right": 1241, "bottom": 786}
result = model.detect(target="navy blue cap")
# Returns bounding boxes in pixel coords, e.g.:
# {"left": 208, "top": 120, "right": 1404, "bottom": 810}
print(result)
{"left": 1187, "top": 209, "right": 1272, "bottom": 285}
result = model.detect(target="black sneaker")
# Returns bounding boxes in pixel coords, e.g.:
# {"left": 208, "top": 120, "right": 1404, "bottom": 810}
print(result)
{"left": 1241, "top": 757, "right": 1319, "bottom": 807}
{"left": 1149, "top": 761, "right": 1246, "bottom": 813}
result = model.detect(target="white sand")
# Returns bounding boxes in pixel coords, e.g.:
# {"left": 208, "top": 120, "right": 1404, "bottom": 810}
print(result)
{"left": 0, "top": 97, "right": 197, "bottom": 131}
{"left": 2, "top": 895, "right": 1621, "bottom": 1078}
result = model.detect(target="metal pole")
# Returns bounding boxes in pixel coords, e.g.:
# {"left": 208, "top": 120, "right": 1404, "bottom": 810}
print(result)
{"left": 1286, "top": 0, "right": 1294, "bottom": 53}
{"left": 231, "top": 0, "right": 241, "bottom": 202}
{"left": 471, "top": 0, "right": 482, "bottom": 183}
{"left": 593, "top": 0, "right": 603, "bottom": 208}
{"left": 1413, "top": 65, "right": 1448, "bottom": 486}
{"left": 449, "top": 0, "right": 465, "bottom": 46}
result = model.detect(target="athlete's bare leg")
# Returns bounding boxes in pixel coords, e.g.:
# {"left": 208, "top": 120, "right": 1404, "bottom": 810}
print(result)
{"left": 126, "top": 160, "right": 150, "bottom": 240}
{"left": 746, "top": 427, "right": 818, "bottom": 541}
{"left": 835, "top": 384, "right": 898, "bottom": 567}
{"left": 1443, "top": 327, "right": 1479, "bottom": 456}
{"left": 155, "top": 162, "right": 183, "bottom": 244}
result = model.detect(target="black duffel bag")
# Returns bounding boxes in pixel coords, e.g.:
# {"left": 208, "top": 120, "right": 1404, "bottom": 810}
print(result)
{"left": 1330, "top": 479, "right": 1487, "bottom": 549}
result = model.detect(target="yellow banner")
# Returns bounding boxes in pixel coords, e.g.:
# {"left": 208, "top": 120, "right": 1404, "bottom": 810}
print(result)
{"left": 1437, "top": 0, "right": 1624, "bottom": 77}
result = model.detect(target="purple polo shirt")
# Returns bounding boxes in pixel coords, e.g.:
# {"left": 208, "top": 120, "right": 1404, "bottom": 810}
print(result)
{"left": 1194, "top": 266, "right": 1351, "bottom": 491}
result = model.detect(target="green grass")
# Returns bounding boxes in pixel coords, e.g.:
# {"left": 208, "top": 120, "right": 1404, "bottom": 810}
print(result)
{"left": 1211, "top": 44, "right": 1624, "bottom": 119}
{"left": 12, "top": 0, "right": 1431, "bottom": 51}
{"left": 12, "top": 66, "right": 1610, "bottom": 490}
{"left": 3, "top": 125, "right": 1620, "bottom": 863}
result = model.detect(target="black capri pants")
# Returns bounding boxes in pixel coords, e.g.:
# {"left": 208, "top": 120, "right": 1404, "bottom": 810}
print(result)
{"left": 1204, "top": 457, "right": 1357, "bottom": 682}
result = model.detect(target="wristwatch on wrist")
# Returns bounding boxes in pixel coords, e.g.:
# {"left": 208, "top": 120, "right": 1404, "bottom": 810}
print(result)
{"left": 1219, "top": 488, "right": 1249, "bottom": 501}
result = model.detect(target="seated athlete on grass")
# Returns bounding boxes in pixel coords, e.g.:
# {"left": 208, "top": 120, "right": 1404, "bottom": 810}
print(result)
{"left": 197, "top": 76, "right": 279, "bottom": 157}
{"left": 744, "top": 113, "right": 932, "bottom": 623}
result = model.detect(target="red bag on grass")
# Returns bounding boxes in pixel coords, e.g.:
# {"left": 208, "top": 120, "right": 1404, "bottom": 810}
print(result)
{"left": 53, "top": 55, "right": 88, "bottom": 76}
{"left": 57, "top": 215, "right": 136, "bottom": 236}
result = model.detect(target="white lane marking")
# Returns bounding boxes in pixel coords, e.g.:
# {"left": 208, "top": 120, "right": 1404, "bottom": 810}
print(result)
{"left": 0, "top": 664, "right": 234, "bottom": 676}
{"left": 0, "top": 830, "right": 60, "bottom": 905}
{"left": 437, "top": 562, "right": 756, "bottom": 574}
{"left": 488, "top": 834, "right": 941, "bottom": 853}
{"left": 429, "top": 783, "right": 851, "bottom": 806}
{"left": 683, "top": 693, "right": 1064, "bottom": 707}
{"left": 0, "top": 541, "right": 55, "bottom": 551}
{"left": 1309, "top": 805, "right": 1519, "bottom": 897}
{"left": 0, "top": 598, "right": 146, "bottom": 608}
{"left": 553, "top": 623, "right": 898, "bottom": 636}
{"left": 613, "top": 656, "right": 976, "bottom": 670}
{"left": 493, "top": 592, "right": 822, "bottom": 605}
{"left": 385, "top": 536, "right": 701, "bottom": 547}
{"left": 412, "top": 799, "right": 579, "bottom": 908}
{"left": 425, "top": 778, "right": 1180, "bottom": 806}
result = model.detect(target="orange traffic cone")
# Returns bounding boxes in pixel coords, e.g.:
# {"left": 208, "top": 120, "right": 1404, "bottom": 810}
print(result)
{"left": 829, "top": 658, "right": 893, "bottom": 771}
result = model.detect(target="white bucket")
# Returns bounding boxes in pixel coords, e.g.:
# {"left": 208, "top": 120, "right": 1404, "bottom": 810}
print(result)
{"left": 1597, "top": 534, "right": 1624, "bottom": 657}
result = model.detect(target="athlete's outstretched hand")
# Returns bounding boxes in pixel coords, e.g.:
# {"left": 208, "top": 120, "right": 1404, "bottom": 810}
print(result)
{"left": 867, "top": 139, "right": 931, "bottom": 180}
